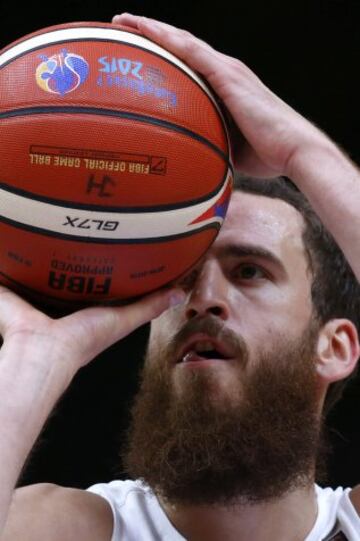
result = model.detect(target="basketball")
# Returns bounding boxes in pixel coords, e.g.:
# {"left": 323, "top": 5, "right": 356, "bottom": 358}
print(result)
{"left": 0, "top": 21, "right": 233, "bottom": 307}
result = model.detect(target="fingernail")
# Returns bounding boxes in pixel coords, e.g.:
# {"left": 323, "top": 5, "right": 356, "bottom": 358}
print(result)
{"left": 169, "top": 290, "right": 186, "bottom": 307}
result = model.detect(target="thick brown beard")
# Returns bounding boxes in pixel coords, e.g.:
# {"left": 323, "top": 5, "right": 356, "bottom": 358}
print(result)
{"left": 120, "top": 316, "right": 328, "bottom": 507}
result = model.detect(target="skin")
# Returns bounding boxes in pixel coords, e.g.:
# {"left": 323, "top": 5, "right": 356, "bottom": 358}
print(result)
{"left": 0, "top": 12, "right": 359, "bottom": 541}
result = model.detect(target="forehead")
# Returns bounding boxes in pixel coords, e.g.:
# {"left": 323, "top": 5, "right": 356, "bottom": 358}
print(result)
{"left": 215, "top": 191, "right": 307, "bottom": 260}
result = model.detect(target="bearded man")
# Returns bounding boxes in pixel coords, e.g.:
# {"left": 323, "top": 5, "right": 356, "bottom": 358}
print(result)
{"left": 0, "top": 13, "right": 360, "bottom": 541}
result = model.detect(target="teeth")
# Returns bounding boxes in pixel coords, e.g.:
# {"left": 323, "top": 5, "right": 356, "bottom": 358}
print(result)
{"left": 183, "top": 352, "right": 196, "bottom": 363}
{"left": 194, "top": 340, "right": 215, "bottom": 353}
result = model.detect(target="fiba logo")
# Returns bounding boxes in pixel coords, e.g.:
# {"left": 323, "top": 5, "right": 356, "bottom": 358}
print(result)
{"left": 36, "top": 49, "right": 89, "bottom": 95}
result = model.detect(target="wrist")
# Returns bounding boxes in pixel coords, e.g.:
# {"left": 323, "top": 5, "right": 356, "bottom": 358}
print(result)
{"left": 0, "top": 337, "right": 74, "bottom": 401}
{"left": 285, "top": 129, "right": 350, "bottom": 189}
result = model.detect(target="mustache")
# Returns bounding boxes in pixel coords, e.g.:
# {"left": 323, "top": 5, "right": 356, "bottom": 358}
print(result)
{"left": 168, "top": 314, "right": 249, "bottom": 367}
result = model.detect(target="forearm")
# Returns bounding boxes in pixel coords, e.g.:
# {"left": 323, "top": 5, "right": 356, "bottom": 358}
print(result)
{"left": 0, "top": 341, "right": 71, "bottom": 535}
{"left": 288, "top": 136, "right": 360, "bottom": 281}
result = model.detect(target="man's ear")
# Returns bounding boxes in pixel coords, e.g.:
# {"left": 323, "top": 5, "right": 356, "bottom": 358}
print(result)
{"left": 315, "top": 319, "right": 360, "bottom": 383}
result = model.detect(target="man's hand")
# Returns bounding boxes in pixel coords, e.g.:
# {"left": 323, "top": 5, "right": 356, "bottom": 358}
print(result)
{"left": 0, "top": 285, "right": 185, "bottom": 378}
{"left": 0, "top": 284, "right": 185, "bottom": 537}
{"left": 112, "top": 13, "right": 327, "bottom": 178}
{"left": 111, "top": 13, "right": 360, "bottom": 283}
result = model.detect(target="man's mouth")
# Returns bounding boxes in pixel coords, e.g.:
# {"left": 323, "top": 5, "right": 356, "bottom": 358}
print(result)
{"left": 177, "top": 336, "right": 234, "bottom": 364}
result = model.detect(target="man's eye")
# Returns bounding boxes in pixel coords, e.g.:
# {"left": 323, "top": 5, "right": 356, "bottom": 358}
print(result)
{"left": 235, "top": 263, "right": 267, "bottom": 280}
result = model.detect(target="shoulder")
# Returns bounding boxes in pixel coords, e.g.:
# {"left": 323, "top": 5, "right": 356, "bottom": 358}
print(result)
{"left": 3, "top": 483, "right": 113, "bottom": 541}
{"left": 87, "top": 479, "right": 153, "bottom": 505}
{"left": 349, "top": 484, "right": 360, "bottom": 517}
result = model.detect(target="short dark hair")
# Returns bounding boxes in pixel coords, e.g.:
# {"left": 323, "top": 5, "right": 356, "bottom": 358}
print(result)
{"left": 233, "top": 174, "right": 360, "bottom": 415}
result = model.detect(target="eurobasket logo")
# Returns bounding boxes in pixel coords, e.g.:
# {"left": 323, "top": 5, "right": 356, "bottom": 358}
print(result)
{"left": 36, "top": 49, "right": 89, "bottom": 95}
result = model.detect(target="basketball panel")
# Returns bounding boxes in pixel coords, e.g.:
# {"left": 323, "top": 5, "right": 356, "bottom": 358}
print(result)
{"left": 0, "top": 220, "right": 220, "bottom": 303}
{"left": 0, "top": 25, "right": 229, "bottom": 152}
{"left": 0, "top": 113, "right": 228, "bottom": 207}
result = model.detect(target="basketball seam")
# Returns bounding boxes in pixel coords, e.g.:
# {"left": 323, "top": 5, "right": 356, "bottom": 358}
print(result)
{"left": 0, "top": 105, "right": 231, "bottom": 166}
{"left": 0, "top": 162, "right": 230, "bottom": 212}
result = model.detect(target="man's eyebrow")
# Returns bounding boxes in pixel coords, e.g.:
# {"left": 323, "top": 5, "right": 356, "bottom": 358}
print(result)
{"left": 218, "top": 243, "right": 286, "bottom": 271}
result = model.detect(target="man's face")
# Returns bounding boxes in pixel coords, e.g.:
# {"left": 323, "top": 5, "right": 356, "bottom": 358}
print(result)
{"left": 149, "top": 191, "right": 315, "bottom": 394}
{"left": 121, "top": 191, "right": 324, "bottom": 506}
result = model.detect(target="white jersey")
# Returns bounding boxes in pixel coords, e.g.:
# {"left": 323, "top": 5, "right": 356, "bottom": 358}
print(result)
{"left": 86, "top": 479, "right": 360, "bottom": 540}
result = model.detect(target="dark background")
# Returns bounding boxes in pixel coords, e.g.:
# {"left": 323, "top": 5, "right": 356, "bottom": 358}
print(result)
{"left": 1, "top": 0, "right": 359, "bottom": 490}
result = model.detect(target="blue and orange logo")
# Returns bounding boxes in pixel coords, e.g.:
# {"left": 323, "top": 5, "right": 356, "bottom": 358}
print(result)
{"left": 36, "top": 49, "right": 89, "bottom": 95}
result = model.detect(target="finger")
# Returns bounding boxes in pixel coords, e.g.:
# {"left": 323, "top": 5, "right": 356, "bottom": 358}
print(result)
{"left": 112, "top": 13, "right": 143, "bottom": 29}
{"left": 112, "top": 13, "right": 229, "bottom": 83}
{"left": 112, "top": 13, "right": 237, "bottom": 69}
{"left": 116, "top": 286, "right": 186, "bottom": 334}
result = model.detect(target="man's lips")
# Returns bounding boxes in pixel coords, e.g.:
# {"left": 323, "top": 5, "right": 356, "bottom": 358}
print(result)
{"left": 176, "top": 332, "right": 235, "bottom": 364}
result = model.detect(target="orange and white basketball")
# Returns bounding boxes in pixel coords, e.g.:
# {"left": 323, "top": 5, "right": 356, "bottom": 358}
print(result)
{"left": 0, "top": 21, "right": 233, "bottom": 307}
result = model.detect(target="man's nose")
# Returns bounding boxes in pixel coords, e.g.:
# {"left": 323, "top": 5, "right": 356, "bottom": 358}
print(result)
{"left": 184, "top": 260, "right": 230, "bottom": 321}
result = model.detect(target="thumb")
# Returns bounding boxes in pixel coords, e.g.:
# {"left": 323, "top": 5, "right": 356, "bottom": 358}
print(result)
{"left": 116, "top": 286, "right": 187, "bottom": 333}
{"left": 63, "top": 287, "right": 186, "bottom": 360}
